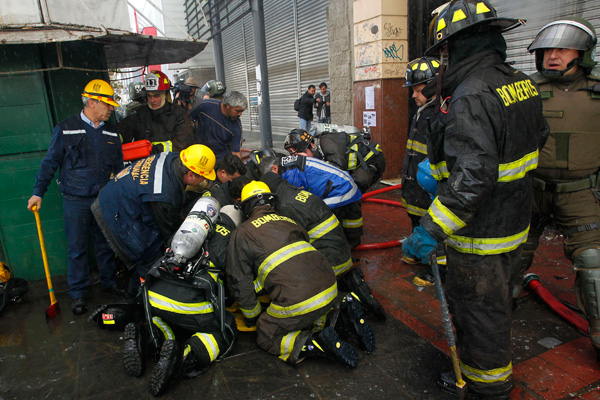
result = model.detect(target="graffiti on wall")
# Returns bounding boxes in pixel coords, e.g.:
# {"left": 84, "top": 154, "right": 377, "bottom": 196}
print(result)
{"left": 384, "top": 23, "right": 402, "bottom": 38}
{"left": 383, "top": 43, "right": 404, "bottom": 61}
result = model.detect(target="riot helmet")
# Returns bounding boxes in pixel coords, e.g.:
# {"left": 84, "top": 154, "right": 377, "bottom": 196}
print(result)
{"left": 201, "top": 80, "right": 226, "bottom": 98}
{"left": 528, "top": 17, "right": 597, "bottom": 77}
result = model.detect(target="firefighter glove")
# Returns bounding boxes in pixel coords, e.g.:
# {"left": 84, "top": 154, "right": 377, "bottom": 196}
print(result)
{"left": 402, "top": 225, "right": 438, "bottom": 265}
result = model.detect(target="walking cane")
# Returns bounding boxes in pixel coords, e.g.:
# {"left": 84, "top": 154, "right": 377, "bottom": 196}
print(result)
{"left": 431, "top": 254, "right": 466, "bottom": 400}
{"left": 32, "top": 206, "right": 60, "bottom": 319}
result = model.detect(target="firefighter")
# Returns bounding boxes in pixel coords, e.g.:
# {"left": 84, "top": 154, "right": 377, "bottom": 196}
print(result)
{"left": 92, "top": 145, "right": 217, "bottom": 294}
{"left": 122, "top": 199, "right": 239, "bottom": 397}
{"left": 514, "top": 17, "right": 600, "bottom": 359}
{"left": 401, "top": 57, "right": 441, "bottom": 229}
{"left": 260, "top": 170, "right": 386, "bottom": 320}
{"left": 226, "top": 181, "right": 374, "bottom": 367}
{"left": 401, "top": 1, "right": 549, "bottom": 398}
{"left": 263, "top": 154, "right": 363, "bottom": 249}
{"left": 117, "top": 71, "right": 195, "bottom": 154}
{"left": 284, "top": 127, "right": 386, "bottom": 194}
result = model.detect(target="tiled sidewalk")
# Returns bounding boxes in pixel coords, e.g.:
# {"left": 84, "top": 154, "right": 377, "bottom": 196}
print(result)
{"left": 359, "top": 189, "right": 600, "bottom": 400}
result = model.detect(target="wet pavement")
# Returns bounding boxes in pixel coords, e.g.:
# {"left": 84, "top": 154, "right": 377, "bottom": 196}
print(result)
{"left": 1, "top": 184, "right": 599, "bottom": 400}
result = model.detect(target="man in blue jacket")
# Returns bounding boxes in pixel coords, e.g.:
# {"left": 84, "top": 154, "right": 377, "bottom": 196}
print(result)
{"left": 92, "top": 145, "right": 217, "bottom": 295}
{"left": 27, "top": 79, "right": 124, "bottom": 315}
{"left": 260, "top": 155, "right": 364, "bottom": 248}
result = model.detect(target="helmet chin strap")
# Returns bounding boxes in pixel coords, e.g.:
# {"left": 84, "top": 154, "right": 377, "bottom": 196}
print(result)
{"left": 541, "top": 57, "right": 581, "bottom": 78}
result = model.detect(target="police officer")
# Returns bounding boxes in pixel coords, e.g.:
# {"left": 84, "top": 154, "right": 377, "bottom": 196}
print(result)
{"left": 402, "top": 1, "right": 548, "bottom": 398}
{"left": 284, "top": 127, "right": 386, "bottom": 194}
{"left": 92, "top": 145, "right": 217, "bottom": 294}
{"left": 117, "top": 71, "right": 195, "bottom": 154}
{"left": 516, "top": 17, "right": 600, "bottom": 359}
{"left": 27, "top": 79, "right": 124, "bottom": 315}
{"left": 226, "top": 181, "right": 371, "bottom": 367}
{"left": 401, "top": 57, "right": 441, "bottom": 229}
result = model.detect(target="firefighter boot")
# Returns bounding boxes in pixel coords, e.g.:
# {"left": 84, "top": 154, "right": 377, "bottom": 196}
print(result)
{"left": 123, "top": 322, "right": 145, "bottom": 377}
{"left": 300, "top": 326, "right": 358, "bottom": 368}
{"left": 340, "top": 267, "right": 386, "bottom": 321}
{"left": 150, "top": 340, "right": 180, "bottom": 397}
{"left": 335, "top": 293, "right": 376, "bottom": 353}
{"left": 179, "top": 342, "right": 210, "bottom": 379}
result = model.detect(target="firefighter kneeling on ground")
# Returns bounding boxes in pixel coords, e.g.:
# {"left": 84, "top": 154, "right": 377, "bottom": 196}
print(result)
{"left": 258, "top": 157, "right": 386, "bottom": 320}
{"left": 121, "top": 197, "right": 240, "bottom": 397}
{"left": 226, "top": 181, "right": 375, "bottom": 367}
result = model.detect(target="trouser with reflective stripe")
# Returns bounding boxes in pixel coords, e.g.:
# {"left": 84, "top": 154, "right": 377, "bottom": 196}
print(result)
{"left": 514, "top": 187, "right": 600, "bottom": 295}
{"left": 333, "top": 202, "right": 363, "bottom": 249}
{"left": 255, "top": 297, "right": 334, "bottom": 364}
{"left": 150, "top": 315, "right": 232, "bottom": 368}
{"left": 445, "top": 246, "right": 520, "bottom": 397}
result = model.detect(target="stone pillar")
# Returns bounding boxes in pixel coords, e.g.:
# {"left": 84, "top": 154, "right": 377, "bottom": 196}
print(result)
{"left": 353, "top": 0, "right": 409, "bottom": 180}
{"left": 328, "top": 0, "right": 354, "bottom": 125}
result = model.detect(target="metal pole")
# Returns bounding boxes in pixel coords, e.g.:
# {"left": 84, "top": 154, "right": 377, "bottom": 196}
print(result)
{"left": 211, "top": 13, "right": 226, "bottom": 83}
{"left": 250, "top": 0, "right": 272, "bottom": 148}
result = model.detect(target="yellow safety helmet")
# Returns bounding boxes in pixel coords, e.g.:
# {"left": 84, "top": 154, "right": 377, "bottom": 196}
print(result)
{"left": 241, "top": 181, "right": 271, "bottom": 202}
{"left": 82, "top": 79, "right": 120, "bottom": 107}
{"left": 180, "top": 145, "right": 217, "bottom": 180}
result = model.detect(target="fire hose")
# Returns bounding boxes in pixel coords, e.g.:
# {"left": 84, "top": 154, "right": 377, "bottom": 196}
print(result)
{"left": 355, "top": 184, "right": 406, "bottom": 251}
{"left": 523, "top": 273, "right": 588, "bottom": 334}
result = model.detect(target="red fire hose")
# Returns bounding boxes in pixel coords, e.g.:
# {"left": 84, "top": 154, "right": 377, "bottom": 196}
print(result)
{"left": 523, "top": 273, "right": 588, "bottom": 334}
{"left": 355, "top": 184, "right": 406, "bottom": 251}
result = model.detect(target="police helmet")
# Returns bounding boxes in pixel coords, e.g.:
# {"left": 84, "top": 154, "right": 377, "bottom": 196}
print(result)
{"left": 426, "top": 0, "right": 523, "bottom": 56}
{"left": 403, "top": 57, "right": 441, "bottom": 87}
{"left": 201, "top": 80, "right": 226, "bottom": 98}
{"left": 528, "top": 17, "right": 597, "bottom": 76}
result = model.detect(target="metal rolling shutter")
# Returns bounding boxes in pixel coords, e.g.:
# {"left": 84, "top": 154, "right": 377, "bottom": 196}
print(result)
{"left": 221, "top": 0, "right": 330, "bottom": 138}
{"left": 492, "top": 0, "right": 600, "bottom": 75}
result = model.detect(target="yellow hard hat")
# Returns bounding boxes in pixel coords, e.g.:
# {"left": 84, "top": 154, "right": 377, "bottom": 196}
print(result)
{"left": 241, "top": 181, "right": 271, "bottom": 202}
{"left": 180, "top": 145, "right": 216, "bottom": 180}
{"left": 82, "top": 79, "right": 120, "bottom": 107}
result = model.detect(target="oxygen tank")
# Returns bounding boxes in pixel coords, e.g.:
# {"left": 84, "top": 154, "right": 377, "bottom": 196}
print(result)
{"left": 311, "top": 123, "right": 360, "bottom": 137}
{"left": 170, "top": 197, "right": 220, "bottom": 263}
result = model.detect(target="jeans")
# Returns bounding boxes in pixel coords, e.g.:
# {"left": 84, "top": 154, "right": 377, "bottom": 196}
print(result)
{"left": 318, "top": 117, "right": 331, "bottom": 123}
{"left": 63, "top": 194, "right": 118, "bottom": 299}
{"left": 298, "top": 118, "right": 311, "bottom": 132}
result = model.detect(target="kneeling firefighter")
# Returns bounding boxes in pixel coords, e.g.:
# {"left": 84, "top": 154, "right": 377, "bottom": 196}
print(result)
{"left": 122, "top": 196, "right": 238, "bottom": 397}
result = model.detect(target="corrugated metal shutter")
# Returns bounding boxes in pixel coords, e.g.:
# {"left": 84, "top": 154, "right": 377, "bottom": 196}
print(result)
{"left": 492, "top": 0, "right": 600, "bottom": 75}
{"left": 221, "top": 0, "right": 330, "bottom": 138}
{"left": 222, "top": 7, "right": 253, "bottom": 131}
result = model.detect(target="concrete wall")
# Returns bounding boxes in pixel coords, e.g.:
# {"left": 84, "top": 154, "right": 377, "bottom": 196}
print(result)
{"left": 327, "top": 0, "right": 354, "bottom": 125}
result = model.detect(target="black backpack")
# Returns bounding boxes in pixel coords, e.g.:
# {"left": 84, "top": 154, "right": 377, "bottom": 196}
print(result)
{"left": 293, "top": 97, "right": 301, "bottom": 112}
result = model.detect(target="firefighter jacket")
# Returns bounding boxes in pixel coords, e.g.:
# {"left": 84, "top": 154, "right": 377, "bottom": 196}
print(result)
{"left": 33, "top": 112, "right": 123, "bottom": 198}
{"left": 206, "top": 212, "right": 238, "bottom": 271}
{"left": 280, "top": 155, "right": 362, "bottom": 209}
{"left": 143, "top": 264, "right": 237, "bottom": 362}
{"left": 531, "top": 68, "right": 600, "bottom": 182}
{"left": 401, "top": 100, "right": 437, "bottom": 217}
{"left": 117, "top": 101, "right": 194, "bottom": 153}
{"left": 261, "top": 172, "right": 353, "bottom": 276}
{"left": 316, "top": 131, "right": 386, "bottom": 193}
{"left": 419, "top": 50, "right": 549, "bottom": 255}
{"left": 226, "top": 205, "right": 337, "bottom": 321}
{"left": 95, "top": 152, "right": 187, "bottom": 265}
